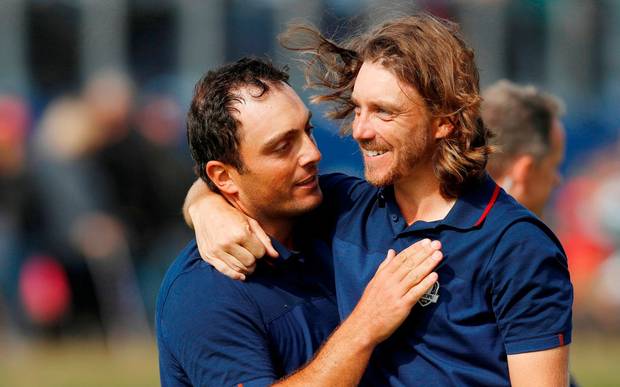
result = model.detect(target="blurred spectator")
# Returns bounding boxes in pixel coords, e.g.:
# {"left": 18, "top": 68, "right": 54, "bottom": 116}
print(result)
{"left": 483, "top": 79, "right": 565, "bottom": 218}
{"left": 482, "top": 80, "right": 582, "bottom": 386}
{"left": 554, "top": 141, "right": 620, "bottom": 331}
{"left": 83, "top": 72, "right": 194, "bottom": 317}
{"left": 84, "top": 72, "right": 193, "bottom": 258}
{"left": 483, "top": 80, "right": 620, "bottom": 333}
{"left": 481, "top": 80, "right": 596, "bottom": 304}
{"left": 131, "top": 92, "right": 195, "bottom": 315}
{"left": 0, "top": 95, "right": 39, "bottom": 335}
{"left": 31, "top": 95, "right": 149, "bottom": 343}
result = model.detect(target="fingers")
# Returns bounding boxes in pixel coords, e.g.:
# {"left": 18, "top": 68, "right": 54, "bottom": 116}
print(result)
{"left": 197, "top": 236, "right": 254, "bottom": 278}
{"left": 404, "top": 272, "right": 439, "bottom": 305}
{"left": 227, "top": 243, "right": 260, "bottom": 270}
{"left": 209, "top": 255, "right": 246, "bottom": 281}
{"left": 390, "top": 239, "right": 431, "bottom": 273}
{"left": 377, "top": 249, "right": 397, "bottom": 271}
{"left": 390, "top": 239, "right": 441, "bottom": 280}
{"left": 248, "top": 219, "right": 279, "bottom": 258}
{"left": 400, "top": 250, "right": 442, "bottom": 293}
{"left": 219, "top": 250, "right": 255, "bottom": 275}
{"left": 398, "top": 239, "right": 441, "bottom": 267}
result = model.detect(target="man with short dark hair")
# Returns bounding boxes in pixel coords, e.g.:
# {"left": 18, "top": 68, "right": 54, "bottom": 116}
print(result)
{"left": 185, "top": 14, "right": 573, "bottom": 386}
{"left": 156, "top": 57, "right": 441, "bottom": 387}
{"left": 483, "top": 80, "right": 566, "bottom": 217}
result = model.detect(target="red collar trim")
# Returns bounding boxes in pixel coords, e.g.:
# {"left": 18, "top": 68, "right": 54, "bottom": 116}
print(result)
{"left": 473, "top": 184, "right": 500, "bottom": 227}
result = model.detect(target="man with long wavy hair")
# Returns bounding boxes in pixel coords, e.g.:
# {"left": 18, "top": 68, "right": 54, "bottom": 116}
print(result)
{"left": 185, "top": 13, "right": 572, "bottom": 386}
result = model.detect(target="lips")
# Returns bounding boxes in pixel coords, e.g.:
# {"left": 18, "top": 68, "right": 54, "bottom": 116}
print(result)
{"left": 360, "top": 141, "right": 390, "bottom": 158}
{"left": 296, "top": 175, "right": 317, "bottom": 186}
{"left": 363, "top": 149, "right": 387, "bottom": 157}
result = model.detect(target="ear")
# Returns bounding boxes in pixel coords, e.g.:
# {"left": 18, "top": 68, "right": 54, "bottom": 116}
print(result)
{"left": 205, "top": 160, "right": 239, "bottom": 195}
{"left": 433, "top": 117, "right": 454, "bottom": 139}
{"left": 509, "top": 154, "right": 535, "bottom": 186}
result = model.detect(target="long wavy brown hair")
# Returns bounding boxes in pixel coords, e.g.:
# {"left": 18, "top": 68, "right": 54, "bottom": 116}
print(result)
{"left": 280, "top": 13, "right": 492, "bottom": 198}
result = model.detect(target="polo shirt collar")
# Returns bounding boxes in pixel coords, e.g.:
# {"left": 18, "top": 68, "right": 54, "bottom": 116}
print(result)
{"left": 263, "top": 237, "right": 302, "bottom": 268}
{"left": 379, "top": 173, "right": 501, "bottom": 233}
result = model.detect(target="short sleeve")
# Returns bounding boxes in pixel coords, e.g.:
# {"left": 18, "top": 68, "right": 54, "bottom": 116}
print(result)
{"left": 487, "top": 219, "right": 573, "bottom": 355}
{"left": 158, "top": 265, "right": 276, "bottom": 387}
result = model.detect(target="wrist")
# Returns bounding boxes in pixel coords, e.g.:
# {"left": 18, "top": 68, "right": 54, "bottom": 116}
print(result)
{"left": 341, "top": 308, "right": 382, "bottom": 351}
{"left": 187, "top": 201, "right": 201, "bottom": 228}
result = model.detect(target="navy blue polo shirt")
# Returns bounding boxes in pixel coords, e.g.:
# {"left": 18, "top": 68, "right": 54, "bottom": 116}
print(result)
{"left": 317, "top": 173, "right": 573, "bottom": 386}
{"left": 156, "top": 235, "right": 338, "bottom": 387}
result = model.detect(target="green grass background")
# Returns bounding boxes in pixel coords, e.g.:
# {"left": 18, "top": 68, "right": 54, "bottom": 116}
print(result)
{"left": 0, "top": 331, "right": 617, "bottom": 386}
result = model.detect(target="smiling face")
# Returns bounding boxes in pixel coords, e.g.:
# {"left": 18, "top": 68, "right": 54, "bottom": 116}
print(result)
{"left": 227, "top": 82, "right": 323, "bottom": 222}
{"left": 351, "top": 61, "right": 437, "bottom": 186}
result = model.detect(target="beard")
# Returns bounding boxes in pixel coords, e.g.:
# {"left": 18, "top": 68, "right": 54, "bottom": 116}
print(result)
{"left": 361, "top": 129, "right": 432, "bottom": 187}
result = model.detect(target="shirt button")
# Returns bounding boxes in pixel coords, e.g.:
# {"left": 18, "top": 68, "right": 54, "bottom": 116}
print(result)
{"left": 391, "top": 214, "right": 399, "bottom": 222}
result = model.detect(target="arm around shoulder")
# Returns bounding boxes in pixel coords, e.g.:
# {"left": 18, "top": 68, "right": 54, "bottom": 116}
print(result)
{"left": 182, "top": 178, "right": 277, "bottom": 279}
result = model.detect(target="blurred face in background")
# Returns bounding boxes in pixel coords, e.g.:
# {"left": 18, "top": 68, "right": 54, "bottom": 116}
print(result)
{"left": 519, "top": 119, "right": 566, "bottom": 216}
{"left": 83, "top": 72, "right": 134, "bottom": 140}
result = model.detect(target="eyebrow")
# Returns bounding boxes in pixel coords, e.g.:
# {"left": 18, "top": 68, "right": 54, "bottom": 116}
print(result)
{"left": 261, "top": 110, "right": 313, "bottom": 150}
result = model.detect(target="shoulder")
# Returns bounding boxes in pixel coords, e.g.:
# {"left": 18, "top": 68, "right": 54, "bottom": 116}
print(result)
{"left": 474, "top": 189, "right": 569, "bottom": 288}
{"left": 481, "top": 193, "right": 570, "bottom": 294}
{"left": 481, "top": 195, "right": 573, "bottom": 353}
{"left": 318, "top": 172, "right": 380, "bottom": 218}
{"left": 156, "top": 240, "right": 261, "bottom": 341}
{"left": 319, "top": 173, "right": 376, "bottom": 202}
{"left": 487, "top": 191, "right": 565, "bottom": 255}
{"left": 156, "top": 243, "right": 277, "bottom": 386}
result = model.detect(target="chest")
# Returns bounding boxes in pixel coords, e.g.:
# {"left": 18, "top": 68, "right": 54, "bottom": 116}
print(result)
{"left": 331, "top": 219, "right": 511, "bottom": 384}
{"left": 249, "top": 261, "right": 340, "bottom": 376}
{"left": 331, "top": 215, "right": 498, "bottom": 323}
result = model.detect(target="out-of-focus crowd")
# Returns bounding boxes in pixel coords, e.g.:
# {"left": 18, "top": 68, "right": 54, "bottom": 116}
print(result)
{"left": 0, "top": 71, "right": 195, "bottom": 344}
{"left": 552, "top": 140, "right": 620, "bottom": 333}
{"left": 1, "top": 69, "right": 619, "bottom": 347}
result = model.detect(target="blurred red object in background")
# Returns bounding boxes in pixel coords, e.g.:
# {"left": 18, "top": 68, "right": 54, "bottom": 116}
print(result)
{"left": 19, "top": 255, "right": 71, "bottom": 325}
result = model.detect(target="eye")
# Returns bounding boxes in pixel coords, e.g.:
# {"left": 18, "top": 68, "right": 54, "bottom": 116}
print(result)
{"left": 376, "top": 106, "right": 391, "bottom": 115}
{"left": 376, "top": 107, "right": 394, "bottom": 121}
{"left": 274, "top": 140, "right": 291, "bottom": 153}
{"left": 306, "top": 124, "right": 317, "bottom": 143}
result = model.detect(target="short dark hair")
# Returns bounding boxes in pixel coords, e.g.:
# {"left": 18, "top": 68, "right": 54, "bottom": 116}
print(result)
{"left": 482, "top": 80, "right": 564, "bottom": 178}
{"left": 187, "top": 57, "right": 290, "bottom": 191}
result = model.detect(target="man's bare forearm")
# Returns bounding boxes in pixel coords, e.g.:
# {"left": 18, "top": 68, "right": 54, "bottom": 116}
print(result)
{"left": 182, "top": 179, "right": 215, "bottom": 228}
{"left": 507, "top": 346, "right": 569, "bottom": 387}
{"left": 273, "top": 243, "right": 442, "bottom": 386}
{"left": 273, "top": 310, "right": 376, "bottom": 386}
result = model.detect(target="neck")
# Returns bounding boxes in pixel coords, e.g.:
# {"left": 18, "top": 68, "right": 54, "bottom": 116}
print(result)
{"left": 256, "top": 216, "right": 295, "bottom": 249}
{"left": 393, "top": 168, "right": 456, "bottom": 225}
{"left": 226, "top": 195, "right": 295, "bottom": 249}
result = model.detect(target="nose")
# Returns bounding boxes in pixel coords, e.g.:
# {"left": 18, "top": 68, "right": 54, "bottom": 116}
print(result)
{"left": 299, "top": 132, "right": 322, "bottom": 167}
{"left": 352, "top": 110, "right": 375, "bottom": 142}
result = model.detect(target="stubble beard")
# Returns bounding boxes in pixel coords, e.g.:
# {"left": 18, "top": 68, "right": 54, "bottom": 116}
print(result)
{"left": 363, "top": 131, "right": 431, "bottom": 187}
